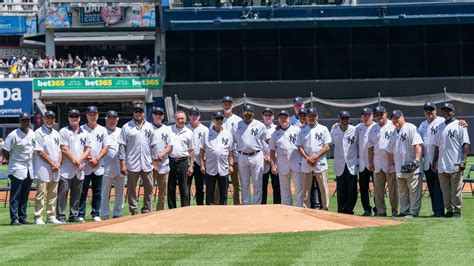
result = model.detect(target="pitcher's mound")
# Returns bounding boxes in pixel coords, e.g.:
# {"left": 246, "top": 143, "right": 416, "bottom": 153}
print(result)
{"left": 58, "top": 205, "right": 400, "bottom": 235}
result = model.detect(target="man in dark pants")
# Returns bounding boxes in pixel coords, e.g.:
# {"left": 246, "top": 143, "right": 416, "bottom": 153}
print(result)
{"left": 261, "top": 108, "right": 281, "bottom": 204}
{"left": 186, "top": 107, "right": 208, "bottom": 205}
{"left": 168, "top": 110, "right": 194, "bottom": 208}
{"left": 356, "top": 108, "right": 375, "bottom": 216}
{"left": 3, "top": 112, "right": 35, "bottom": 225}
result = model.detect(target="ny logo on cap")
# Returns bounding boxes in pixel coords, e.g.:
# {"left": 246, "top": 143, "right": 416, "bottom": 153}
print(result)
{"left": 347, "top": 136, "right": 355, "bottom": 145}
{"left": 250, "top": 128, "right": 258, "bottom": 136}
{"left": 400, "top": 133, "right": 407, "bottom": 142}
{"left": 289, "top": 133, "right": 297, "bottom": 144}
{"left": 315, "top": 132, "right": 323, "bottom": 141}
{"left": 222, "top": 138, "right": 229, "bottom": 145}
{"left": 96, "top": 134, "right": 104, "bottom": 143}
{"left": 161, "top": 133, "right": 168, "bottom": 142}
{"left": 430, "top": 127, "right": 438, "bottom": 135}
{"left": 54, "top": 137, "right": 60, "bottom": 146}
{"left": 448, "top": 129, "right": 458, "bottom": 139}
{"left": 80, "top": 137, "right": 87, "bottom": 146}
{"left": 384, "top": 131, "right": 392, "bottom": 140}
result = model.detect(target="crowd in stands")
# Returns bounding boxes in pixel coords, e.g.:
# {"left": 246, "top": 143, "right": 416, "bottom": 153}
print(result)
{"left": 0, "top": 54, "right": 160, "bottom": 79}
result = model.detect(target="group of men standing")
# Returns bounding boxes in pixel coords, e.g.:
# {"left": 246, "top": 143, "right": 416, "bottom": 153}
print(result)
{"left": 3, "top": 96, "right": 470, "bottom": 225}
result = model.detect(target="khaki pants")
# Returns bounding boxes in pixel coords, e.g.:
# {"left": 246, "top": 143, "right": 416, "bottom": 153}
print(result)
{"left": 397, "top": 174, "right": 422, "bottom": 216}
{"left": 374, "top": 171, "right": 398, "bottom": 216}
{"left": 439, "top": 171, "right": 463, "bottom": 213}
{"left": 127, "top": 171, "right": 154, "bottom": 214}
{"left": 303, "top": 171, "right": 329, "bottom": 210}
{"left": 154, "top": 172, "right": 169, "bottom": 211}
{"left": 34, "top": 180, "right": 58, "bottom": 220}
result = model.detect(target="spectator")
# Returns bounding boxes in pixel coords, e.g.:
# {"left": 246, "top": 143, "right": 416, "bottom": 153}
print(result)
{"left": 99, "top": 56, "right": 109, "bottom": 72}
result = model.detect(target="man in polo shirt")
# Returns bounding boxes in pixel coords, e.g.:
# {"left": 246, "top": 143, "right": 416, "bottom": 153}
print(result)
{"left": 200, "top": 111, "right": 234, "bottom": 205}
{"left": 57, "top": 109, "right": 91, "bottom": 223}
{"left": 232, "top": 104, "right": 270, "bottom": 205}
{"left": 118, "top": 103, "right": 157, "bottom": 215}
{"left": 297, "top": 108, "right": 332, "bottom": 210}
{"left": 3, "top": 112, "right": 36, "bottom": 225}
{"left": 33, "top": 111, "right": 62, "bottom": 224}
{"left": 433, "top": 103, "right": 470, "bottom": 218}
{"left": 186, "top": 107, "right": 208, "bottom": 205}
{"left": 79, "top": 106, "right": 111, "bottom": 222}
{"left": 168, "top": 110, "right": 194, "bottom": 208}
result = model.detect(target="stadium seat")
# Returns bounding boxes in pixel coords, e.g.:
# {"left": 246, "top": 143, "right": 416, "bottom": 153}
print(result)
{"left": 462, "top": 164, "right": 474, "bottom": 196}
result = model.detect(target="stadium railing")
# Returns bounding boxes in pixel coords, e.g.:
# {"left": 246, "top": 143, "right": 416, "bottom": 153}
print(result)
{"left": 29, "top": 64, "right": 147, "bottom": 78}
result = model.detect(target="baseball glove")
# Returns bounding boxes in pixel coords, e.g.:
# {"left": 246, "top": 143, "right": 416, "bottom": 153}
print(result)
{"left": 401, "top": 160, "right": 420, "bottom": 174}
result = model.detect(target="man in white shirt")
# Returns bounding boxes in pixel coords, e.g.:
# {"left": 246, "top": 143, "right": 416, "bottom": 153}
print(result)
{"left": 368, "top": 106, "right": 398, "bottom": 217}
{"left": 232, "top": 104, "right": 270, "bottom": 205}
{"left": 100, "top": 110, "right": 125, "bottom": 219}
{"left": 270, "top": 110, "right": 303, "bottom": 207}
{"left": 200, "top": 111, "right": 234, "bottom": 205}
{"left": 79, "top": 106, "right": 110, "bottom": 222}
{"left": 386, "top": 110, "right": 423, "bottom": 218}
{"left": 169, "top": 110, "right": 194, "bottom": 208}
{"left": 331, "top": 111, "right": 359, "bottom": 214}
{"left": 261, "top": 107, "right": 280, "bottom": 204}
{"left": 186, "top": 107, "right": 208, "bottom": 205}
{"left": 433, "top": 103, "right": 470, "bottom": 218}
{"left": 2, "top": 113, "right": 36, "bottom": 225}
{"left": 152, "top": 107, "right": 173, "bottom": 211}
{"left": 297, "top": 108, "right": 332, "bottom": 210}
{"left": 33, "top": 111, "right": 62, "bottom": 225}
{"left": 118, "top": 103, "right": 157, "bottom": 215}
{"left": 57, "top": 109, "right": 91, "bottom": 223}
{"left": 356, "top": 108, "right": 375, "bottom": 216}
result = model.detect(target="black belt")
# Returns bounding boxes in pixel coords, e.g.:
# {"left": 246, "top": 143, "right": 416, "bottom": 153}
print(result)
{"left": 238, "top": 150, "right": 260, "bottom": 156}
{"left": 169, "top": 157, "right": 188, "bottom": 162}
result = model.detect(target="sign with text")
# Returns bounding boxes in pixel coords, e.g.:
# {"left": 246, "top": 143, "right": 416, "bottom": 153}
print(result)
{"left": 0, "top": 81, "right": 33, "bottom": 117}
{"left": 0, "top": 47, "right": 45, "bottom": 59}
{"left": 34, "top": 77, "right": 162, "bottom": 90}
{"left": 0, "top": 16, "right": 26, "bottom": 35}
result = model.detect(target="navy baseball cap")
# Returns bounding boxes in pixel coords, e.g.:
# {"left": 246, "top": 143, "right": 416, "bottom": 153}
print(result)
{"left": 306, "top": 108, "right": 317, "bottom": 115}
{"left": 68, "top": 109, "right": 80, "bottom": 117}
{"left": 86, "top": 106, "right": 98, "bottom": 114}
{"left": 19, "top": 112, "right": 31, "bottom": 120}
{"left": 262, "top": 107, "right": 274, "bottom": 115}
{"left": 391, "top": 110, "right": 404, "bottom": 118}
{"left": 44, "top": 110, "right": 56, "bottom": 118}
{"left": 133, "top": 103, "right": 145, "bottom": 112}
{"left": 441, "top": 103, "right": 455, "bottom": 111}
{"left": 361, "top": 107, "right": 373, "bottom": 115}
{"left": 339, "top": 111, "right": 350, "bottom": 118}
{"left": 423, "top": 102, "right": 437, "bottom": 111}
{"left": 212, "top": 111, "right": 225, "bottom": 119}
{"left": 243, "top": 105, "right": 255, "bottom": 113}
{"left": 106, "top": 110, "right": 118, "bottom": 117}
{"left": 189, "top": 107, "right": 200, "bottom": 116}
{"left": 152, "top": 107, "right": 165, "bottom": 114}
{"left": 298, "top": 108, "right": 307, "bottom": 115}
{"left": 374, "top": 106, "right": 387, "bottom": 113}
{"left": 222, "top": 96, "right": 233, "bottom": 102}
{"left": 278, "top": 110, "right": 290, "bottom": 117}
{"left": 293, "top": 97, "right": 304, "bottom": 104}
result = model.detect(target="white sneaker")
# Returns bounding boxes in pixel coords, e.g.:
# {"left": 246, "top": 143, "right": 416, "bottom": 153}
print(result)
{"left": 93, "top": 216, "right": 102, "bottom": 222}
{"left": 47, "top": 217, "right": 63, "bottom": 224}
{"left": 78, "top": 217, "right": 85, "bottom": 222}
{"left": 404, "top": 214, "right": 414, "bottom": 219}
{"left": 34, "top": 218, "right": 45, "bottom": 225}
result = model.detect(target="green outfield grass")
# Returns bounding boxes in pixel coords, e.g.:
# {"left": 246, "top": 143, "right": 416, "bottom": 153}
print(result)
{"left": 1, "top": 159, "right": 474, "bottom": 265}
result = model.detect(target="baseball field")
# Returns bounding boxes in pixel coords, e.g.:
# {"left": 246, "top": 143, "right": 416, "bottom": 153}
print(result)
{"left": 1, "top": 159, "right": 474, "bottom": 265}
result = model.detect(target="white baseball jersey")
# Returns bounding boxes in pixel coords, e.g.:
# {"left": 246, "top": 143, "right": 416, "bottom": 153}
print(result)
{"left": 201, "top": 126, "right": 233, "bottom": 176}
{"left": 290, "top": 114, "right": 299, "bottom": 126}
{"left": 269, "top": 125, "right": 302, "bottom": 175}
{"left": 59, "top": 126, "right": 91, "bottom": 180}
{"left": 367, "top": 121, "right": 395, "bottom": 173}
{"left": 232, "top": 119, "right": 270, "bottom": 154}
{"left": 296, "top": 123, "right": 332, "bottom": 173}
{"left": 118, "top": 120, "right": 156, "bottom": 172}
{"left": 356, "top": 122, "right": 375, "bottom": 172}
{"left": 82, "top": 124, "right": 112, "bottom": 176}
{"left": 186, "top": 123, "right": 208, "bottom": 166}
{"left": 170, "top": 124, "right": 193, "bottom": 159}
{"left": 331, "top": 125, "right": 359, "bottom": 176}
{"left": 3, "top": 128, "right": 35, "bottom": 180}
{"left": 262, "top": 123, "right": 277, "bottom": 173}
{"left": 221, "top": 113, "right": 242, "bottom": 159}
{"left": 103, "top": 127, "right": 122, "bottom": 178}
{"left": 34, "top": 125, "right": 61, "bottom": 182}
{"left": 434, "top": 119, "right": 470, "bottom": 174}
{"left": 386, "top": 123, "right": 423, "bottom": 178}
{"left": 418, "top": 116, "right": 445, "bottom": 171}
{"left": 154, "top": 124, "right": 173, "bottom": 174}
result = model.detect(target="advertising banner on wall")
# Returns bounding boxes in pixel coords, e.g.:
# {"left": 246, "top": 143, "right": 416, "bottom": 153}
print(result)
{"left": 0, "top": 81, "right": 33, "bottom": 117}
{"left": 0, "top": 16, "right": 26, "bottom": 35}
{"left": 34, "top": 77, "right": 162, "bottom": 90}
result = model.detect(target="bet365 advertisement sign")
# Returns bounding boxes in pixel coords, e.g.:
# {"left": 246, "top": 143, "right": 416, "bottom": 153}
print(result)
{"left": 0, "top": 81, "right": 33, "bottom": 117}
{"left": 34, "top": 77, "right": 162, "bottom": 90}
